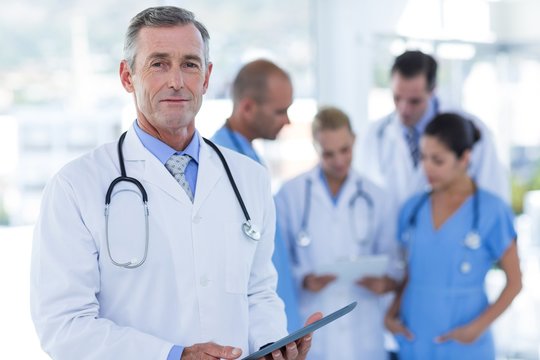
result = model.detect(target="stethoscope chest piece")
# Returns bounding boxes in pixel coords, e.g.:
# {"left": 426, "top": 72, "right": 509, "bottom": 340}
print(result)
{"left": 464, "top": 231, "right": 481, "bottom": 250}
{"left": 243, "top": 221, "right": 261, "bottom": 241}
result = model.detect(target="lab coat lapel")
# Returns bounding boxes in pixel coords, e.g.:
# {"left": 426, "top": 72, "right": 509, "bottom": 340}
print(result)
{"left": 192, "top": 135, "right": 223, "bottom": 214}
{"left": 122, "top": 127, "right": 192, "bottom": 204}
{"left": 387, "top": 116, "right": 427, "bottom": 202}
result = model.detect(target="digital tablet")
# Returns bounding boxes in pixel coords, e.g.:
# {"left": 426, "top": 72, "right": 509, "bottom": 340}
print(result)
{"left": 241, "top": 301, "right": 357, "bottom": 360}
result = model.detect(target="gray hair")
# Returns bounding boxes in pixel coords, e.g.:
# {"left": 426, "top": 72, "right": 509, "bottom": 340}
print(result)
{"left": 123, "top": 6, "right": 210, "bottom": 71}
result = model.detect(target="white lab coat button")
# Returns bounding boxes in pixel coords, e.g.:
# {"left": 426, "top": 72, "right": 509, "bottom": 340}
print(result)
{"left": 193, "top": 215, "right": 202, "bottom": 224}
{"left": 200, "top": 275, "right": 209, "bottom": 287}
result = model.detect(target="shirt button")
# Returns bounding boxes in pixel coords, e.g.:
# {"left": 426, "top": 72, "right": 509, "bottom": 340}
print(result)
{"left": 193, "top": 215, "right": 202, "bottom": 224}
{"left": 200, "top": 275, "right": 209, "bottom": 287}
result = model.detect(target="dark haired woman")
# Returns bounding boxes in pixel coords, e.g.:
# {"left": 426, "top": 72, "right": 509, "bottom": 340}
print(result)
{"left": 385, "top": 113, "right": 522, "bottom": 359}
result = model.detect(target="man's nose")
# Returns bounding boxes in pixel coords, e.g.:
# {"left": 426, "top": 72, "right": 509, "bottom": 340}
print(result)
{"left": 168, "top": 70, "right": 184, "bottom": 90}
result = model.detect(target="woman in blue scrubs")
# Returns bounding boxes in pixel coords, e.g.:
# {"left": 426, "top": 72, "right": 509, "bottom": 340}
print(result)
{"left": 385, "top": 113, "right": 522, "bottom": 359}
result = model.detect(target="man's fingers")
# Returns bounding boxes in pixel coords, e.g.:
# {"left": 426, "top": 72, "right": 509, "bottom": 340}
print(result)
{"left": 304, "top": 311, "right": 323, "bottom": 326}
{"left": 203, "top": 343, "right": 242, "bottom": 359}
{"left": 297, "top": 333, "right": 312, "bottom": 355}
{"left": 284, "top": 341, "right": 299, "bottom": 359}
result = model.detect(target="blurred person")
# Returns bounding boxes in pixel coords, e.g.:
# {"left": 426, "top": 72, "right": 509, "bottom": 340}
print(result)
{"left": 358, "top": 50, "right": 509, "bottom": 210}
{"left": 275, "top": 107, "right": 403, "bottom": 360}
{"left": 30, "top": 6, "right": 321, "bottom": 360}
{"left": 211, "top": 60, "right": 301, "bottom": 332}
{"left": 385, "top": 113, "right": 522, "bottom": 359}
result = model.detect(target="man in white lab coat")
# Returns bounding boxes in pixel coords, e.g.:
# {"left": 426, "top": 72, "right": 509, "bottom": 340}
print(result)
{"left": 30, "top": 6, "right": 319, "bottom": 360}
{"left": 275, "top": 107, "right": 402, "bottom": 360}
{"left": 357, "top": 50, "right": 509, "bottom": 209}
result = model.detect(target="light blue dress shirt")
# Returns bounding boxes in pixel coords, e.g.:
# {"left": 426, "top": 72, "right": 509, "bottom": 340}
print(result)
{"left": 134, "top": 121, "right": 199, "bottom": 195}
{"left": 211, "top": 124, "right": 262, "bottom": 163}
{"left": 400, "top": 96, "right": 439, "bottom": 140}
{"left": 211, "top": 124, "right": 302, "bottom": 333}
{"left": 133, "top": 121, "right": 200, "bottom": 359}
{"left": 318, "top": 166, "right": 347, "bottom": 206}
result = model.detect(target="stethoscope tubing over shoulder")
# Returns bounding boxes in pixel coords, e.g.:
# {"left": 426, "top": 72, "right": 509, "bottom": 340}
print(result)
{"left": 401, "top": 184, "right": 482, "bottom": 273}
{"left": 104, "top": 131, "right": 260, "bottom": 269}
{"left": 202, "top": 138, "right": 260, "bottom": 240}
{"left": 295, "top": 175, "right": 375, "bottom": 248}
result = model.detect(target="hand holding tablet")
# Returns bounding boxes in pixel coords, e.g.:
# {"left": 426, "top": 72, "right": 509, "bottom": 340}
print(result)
{"left": 241, "top": 302, "right": 357, "bottom": 360}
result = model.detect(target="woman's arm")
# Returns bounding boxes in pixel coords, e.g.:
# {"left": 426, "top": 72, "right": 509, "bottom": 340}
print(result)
{"left": 384, "top": 273, "right": 414, "bottom": 340}
{"left": 437, "top": 240, "right": 522, "bottom": 343}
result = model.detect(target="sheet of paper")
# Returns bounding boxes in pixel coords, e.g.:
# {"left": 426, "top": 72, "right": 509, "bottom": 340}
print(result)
{"left": 315, "top": 254, "right": 389, "bottom": 282}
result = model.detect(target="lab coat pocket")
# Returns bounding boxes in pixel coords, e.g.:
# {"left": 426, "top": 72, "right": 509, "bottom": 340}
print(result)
{"left": 225, "top": 222, "right": 257, "bottom": 294}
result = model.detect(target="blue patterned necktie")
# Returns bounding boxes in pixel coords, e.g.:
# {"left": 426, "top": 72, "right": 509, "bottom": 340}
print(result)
{"left": 165, "top": 154, "right": 194, "bottom": 202}
{"left": 406, "top": 126, "right": 420, "bottom": 167}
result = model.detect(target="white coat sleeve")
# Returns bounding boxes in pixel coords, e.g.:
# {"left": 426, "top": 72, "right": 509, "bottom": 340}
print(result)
{"left": 30, "top": 175, "right": 174, "bottom": 360}
{"left": 355, "top": 121, "right": 385, "bottom": 187}
{"left": 470, "top": 125, "right": 510, "bottom": 203}
{"left": 247, "top": 174, "right": 287, "bottom": 351}
{"left": 370, "top": 184, "right": 404, "bottom": 281}
{"left": 274, "top": 185, "right": 310, "bottom": 292}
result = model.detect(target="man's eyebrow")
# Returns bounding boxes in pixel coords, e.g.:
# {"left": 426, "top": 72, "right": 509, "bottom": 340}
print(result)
{"left": 146, "top": 52, "right": 170, "bottom": 61}
{"left": 183, "top": 54, "right": 203, "bottom": 63}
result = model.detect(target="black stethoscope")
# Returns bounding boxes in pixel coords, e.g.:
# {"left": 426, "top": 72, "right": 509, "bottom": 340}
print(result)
{"left": 401, "top": 184, "right": 481, "bottom": 274}
{"left": 296, "top": 178, "right": 374, "bottom": 248}
{"left": 104, "top": 131, "right": 261, "bottom": 269}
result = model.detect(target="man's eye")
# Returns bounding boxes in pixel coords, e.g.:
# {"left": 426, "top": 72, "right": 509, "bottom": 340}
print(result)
{"left": 184, "top": 62, "right": 200, "bottom": 71}
{"left": 151, "top": 62, "right": 162, "bottom": 68}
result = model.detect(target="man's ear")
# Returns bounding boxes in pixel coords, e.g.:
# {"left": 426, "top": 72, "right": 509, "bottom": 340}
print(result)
{"left": 239, "top": 97, "right": 258, "bottom": 120}
{"left": 119, "top": 60, "right": 135, "bottom": 93}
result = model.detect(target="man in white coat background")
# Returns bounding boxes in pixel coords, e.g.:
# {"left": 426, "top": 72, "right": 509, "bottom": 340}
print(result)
{"left": 357, "top": 50, "right": 509, "bottom": 210}
{"left": 30, "top": 6, "right": 319, "bottom": 360}
{"left": 275, "top": 107, "right": 403, "bottom": 360}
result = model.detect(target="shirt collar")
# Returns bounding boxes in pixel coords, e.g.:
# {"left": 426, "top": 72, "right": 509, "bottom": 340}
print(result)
{"left": 400, "top": 95, "right": 438, "bottom": 134}
{"left": 226, "top": 125, "right": 262, "bottom": 164}
{"left": 133, "top": 120, "right": 200, "bottom": 165}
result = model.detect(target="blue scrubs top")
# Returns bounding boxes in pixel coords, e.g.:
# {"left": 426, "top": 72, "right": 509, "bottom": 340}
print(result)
{"left": 397, "top": 189, "right": 516, "bottom": 360}
{"left": 211, "top": 124, "right": 302, "bottom": 333}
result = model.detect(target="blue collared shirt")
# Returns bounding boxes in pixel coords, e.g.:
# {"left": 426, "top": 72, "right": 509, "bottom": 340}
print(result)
{"left": 211, "top": 124, "right": 262, "bottom": 163}
{"left": 318, "top": 166, "right": 348, "bottom": 206}
{"left": 134, "top": 121, "right": 200, "bottom": 195}
{"left": 400, "top": 95, "right": 438, "bottom": 139}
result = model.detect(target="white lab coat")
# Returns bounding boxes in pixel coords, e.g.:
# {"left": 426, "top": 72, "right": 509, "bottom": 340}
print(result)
{"left": 30, "top": 127, "right": 286, "bottom": 360}
{"left": 275, "top": 167, "right": 401, "bottom": 360}
{"left": 357, "top": 110, "right": 509, "bottom": 209}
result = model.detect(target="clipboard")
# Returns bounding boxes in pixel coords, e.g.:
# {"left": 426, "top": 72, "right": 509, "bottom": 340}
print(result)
{"left": 241, "top": 301, "right": 357, "bottom": 360}
{"left": 315, "top": 255, "right": 389, "bottom": 283}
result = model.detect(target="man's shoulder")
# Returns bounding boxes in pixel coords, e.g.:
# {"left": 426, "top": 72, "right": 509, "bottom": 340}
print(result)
{"left": 210, "top": 142, "right": 266, "bottom": 174}
{"left": 365, "top": 112, "right": 395, "bottom": 136}
{"left": 58, "top": 141, "right": 116, "bottom": 178}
